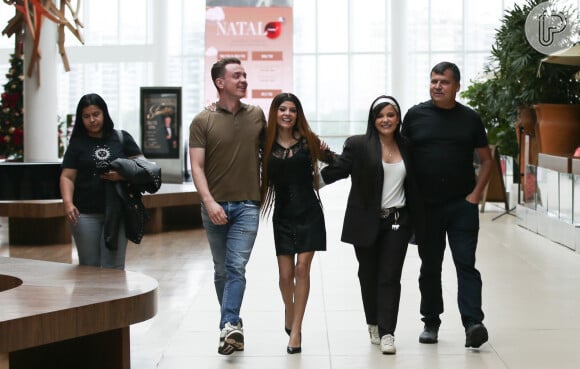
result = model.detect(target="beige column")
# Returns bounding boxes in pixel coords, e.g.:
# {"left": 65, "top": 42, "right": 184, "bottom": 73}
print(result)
{"left": 391, "top": 0, "right": 410, "bottom": 112}
{"left": 23, "top": 16, "right": 59, "bottom": 162}
{"left": 151, "top": 0, "right": 184, "bottom": 183}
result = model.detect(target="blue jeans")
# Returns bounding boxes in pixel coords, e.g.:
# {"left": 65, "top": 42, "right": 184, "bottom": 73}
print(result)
{"left": 201, "top": 200, "right": 260, "bottom": 329}
{"left": 418, "top": 198, "right": 484, "bottom": 328}
{"left": 69, "top": 213, "right": 128, "bottom": 270}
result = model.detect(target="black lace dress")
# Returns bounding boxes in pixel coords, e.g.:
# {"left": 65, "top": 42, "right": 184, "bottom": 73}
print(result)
{"left": 268, "top": 138, "right": 335, "bottom": 256}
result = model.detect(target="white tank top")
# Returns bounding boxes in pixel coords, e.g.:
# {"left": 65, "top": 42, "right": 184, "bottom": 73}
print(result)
{"left": 381, "top": 160, "right": 406, "bottom": 209}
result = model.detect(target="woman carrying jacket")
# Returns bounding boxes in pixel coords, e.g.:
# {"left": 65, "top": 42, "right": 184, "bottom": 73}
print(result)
{"left": 321, "top": 95, "right": 424, "bottom": 355}
{"left": 60, "top": 93, "right": 144, "bottom": 270}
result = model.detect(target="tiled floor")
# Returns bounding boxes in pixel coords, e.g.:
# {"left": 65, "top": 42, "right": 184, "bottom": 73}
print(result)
{"left": 2, "top": 179, "right": 580, "bottom": 369}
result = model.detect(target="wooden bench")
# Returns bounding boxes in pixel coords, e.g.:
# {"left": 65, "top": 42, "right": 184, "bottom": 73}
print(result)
{"left": 141, "top": 183, "right": 202, "bottom": 233}
{"left": 0, "top": 183, "right": 201, "bottom": 245}
{"left": 0, "top": 256, "right": 157, "bottom": 369}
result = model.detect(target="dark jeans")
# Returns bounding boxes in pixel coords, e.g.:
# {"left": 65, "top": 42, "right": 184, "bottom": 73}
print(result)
{"left": 354, "top": 208, "right": 412, "bottom": 336}
{"left": 418, "top": 198, "right": 484, "bottom": 328}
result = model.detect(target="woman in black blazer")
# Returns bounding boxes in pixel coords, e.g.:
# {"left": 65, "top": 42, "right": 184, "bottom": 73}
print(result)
{"left": 321, "top": 95, "right": 424, "bottom": 355}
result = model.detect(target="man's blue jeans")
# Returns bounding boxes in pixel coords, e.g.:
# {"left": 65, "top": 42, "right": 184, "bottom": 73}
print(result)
{"left": 201, "top": 200, "right": 259, "bottom": 329}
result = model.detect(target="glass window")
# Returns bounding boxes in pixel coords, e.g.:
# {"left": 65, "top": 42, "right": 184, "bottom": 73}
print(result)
{"left": 409, "top": 53, "right": 432, "bottom": 105}
{"left": 118, "top": 62, "right": 151, "bottom": 130}
{"left": 317, "top": 0, "right": 348, "bottom": 53}
{"left": 0, "top": 9, "right": 14, "bottom": 49}
{"left": 84, "top": 0, "right": 119, "bottom": 45}
{"left": 351, "top": 0, "right": 387, "bottom": 52}
{"left": 408, "top": 0, "right": 430, "bottom": 52}
{"left": 430, "top": 0, "right": 463, "bottom": 52}
{"left": 1, "top": 0, "right": 541, "bottom": 150}
{"left": 316, "top": 55, "right": 348, "bottom": 132}
{"left": 119, "top": 0, "right": 150, "bottom": 44}
{"left": 465, "top": 0, "right": 502, "bottom": 52}
{"left": 463, "top": 52, "right": 492, "bottom": 86}
{"left": 293, "top": 55, "right": 317, "bottom": 120}
{"left": 293, "top": 0, "right": 316, "bottom": 53}
{"left": 178, "top": 56, "right": 205, "bottom": 138}
{"left": 168, "top": 8, "right": 184, "bottom": 56}
{"left": 350, "top": 54, "right": 387, "bottom": 124}
{"left": 181, "top": 0, "right": 205, "bottom": 55}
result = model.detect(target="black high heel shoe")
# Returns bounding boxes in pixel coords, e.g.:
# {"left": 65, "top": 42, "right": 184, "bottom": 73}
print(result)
{"left": 286, "top": 333, "right": 301, "bottom": 354}
{"left": 286, "top": 345, "right": 301, "bottom": 354}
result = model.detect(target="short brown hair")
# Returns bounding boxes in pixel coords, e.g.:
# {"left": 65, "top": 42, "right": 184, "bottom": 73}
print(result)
{"left": 210, "top": 57, "right": 242, "bottom": 91}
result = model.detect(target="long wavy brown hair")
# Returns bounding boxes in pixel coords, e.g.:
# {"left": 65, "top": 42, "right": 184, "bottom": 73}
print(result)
{"left": 260, "top": 92, "right": 322, "bottom": 216}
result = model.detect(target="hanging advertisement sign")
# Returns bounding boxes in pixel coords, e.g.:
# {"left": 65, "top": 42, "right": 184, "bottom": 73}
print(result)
{"left": 204, "top": 6, "right": 293, "bottom": 113}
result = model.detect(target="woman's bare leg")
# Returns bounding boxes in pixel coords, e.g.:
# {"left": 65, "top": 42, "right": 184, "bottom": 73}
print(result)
{"left": 277, "top": 255, "right": 296, "bottom": 332}
{"left": 288, "top": 251, "right": 314, "bottom": 348}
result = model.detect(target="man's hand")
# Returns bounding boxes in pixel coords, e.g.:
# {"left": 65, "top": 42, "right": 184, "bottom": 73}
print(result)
{"left": 205, "top": 200, "right": 228, "bottom": 225}
{"left": 465, "top": 192, "right": 480, "bottom": 205}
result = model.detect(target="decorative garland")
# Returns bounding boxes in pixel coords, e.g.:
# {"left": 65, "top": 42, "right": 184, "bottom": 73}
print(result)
{"left": 2, "top": 0, "right": 84, "bottom": 83}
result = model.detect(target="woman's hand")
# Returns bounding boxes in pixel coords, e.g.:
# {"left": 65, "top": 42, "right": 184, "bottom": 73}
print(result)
{"left": 205, "top": 101, "right": 217, "bottom": 112}
{"left": 100, "top": 170, "right": 126, "bottom": 182}
{"left": 64, "top": 203, "right": 80, "bottom": 225}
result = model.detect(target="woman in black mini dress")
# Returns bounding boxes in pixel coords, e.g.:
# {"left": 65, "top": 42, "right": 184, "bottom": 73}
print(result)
{"left": 261, "top": 93, "right": 335, "bottom": 354}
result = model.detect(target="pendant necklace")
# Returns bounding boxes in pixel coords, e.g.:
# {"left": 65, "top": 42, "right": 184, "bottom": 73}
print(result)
{"left": 382, "top": 142, "right": 393, "bottom": 159}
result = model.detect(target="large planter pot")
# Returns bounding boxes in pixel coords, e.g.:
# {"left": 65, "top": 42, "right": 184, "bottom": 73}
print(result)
{"left": 534, "top": 104, "right": 580, "bottom": 156}
{"left": 515, "top": 105, "right": 538, "bottom": 171}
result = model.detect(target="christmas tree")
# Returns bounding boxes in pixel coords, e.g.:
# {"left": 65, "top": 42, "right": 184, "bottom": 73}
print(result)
{"left": 0, "top": 53, "right": 24, "bottom": 161}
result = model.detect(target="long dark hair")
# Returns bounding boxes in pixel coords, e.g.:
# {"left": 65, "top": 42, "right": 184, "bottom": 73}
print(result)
{"left": 358, "top": 95, "right": 403, "bottom": 206}
{"left": 70, "top": 93, "right": 115, "bottom": 139}
{"left": 260, "top": 92, "right": 322, "bottom": 216}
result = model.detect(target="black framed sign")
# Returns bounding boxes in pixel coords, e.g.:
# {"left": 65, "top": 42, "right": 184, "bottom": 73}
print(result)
{"left": 140, "top": 87, "right": 181, "bottom": 159}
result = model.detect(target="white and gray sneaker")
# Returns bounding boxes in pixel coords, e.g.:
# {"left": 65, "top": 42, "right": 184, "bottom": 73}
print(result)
{"left": 218, "top": 322, "right": 244, "bottom": 355}
{"left": 368, "top": 324, "right": 380, "bottom": 345}
{"left": 380, "top": 334, "right": 396, "bottom": 355}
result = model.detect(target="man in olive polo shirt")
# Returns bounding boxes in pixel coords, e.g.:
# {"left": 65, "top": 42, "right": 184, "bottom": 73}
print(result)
{"left": 189, "top": 57, "right": 266, "bottom": 355}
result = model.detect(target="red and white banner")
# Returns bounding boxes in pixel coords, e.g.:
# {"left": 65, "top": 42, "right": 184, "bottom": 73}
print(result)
{"left": 205, "top": 6, "right": 293, "bottom": 113}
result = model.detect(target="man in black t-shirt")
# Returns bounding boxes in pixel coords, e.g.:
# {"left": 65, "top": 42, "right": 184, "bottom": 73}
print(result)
{"left": 402, "top": 62, "right": 492, "bottom": 349}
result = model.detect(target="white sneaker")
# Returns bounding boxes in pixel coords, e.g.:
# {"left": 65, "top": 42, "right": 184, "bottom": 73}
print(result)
{"left": 218, "top": 322, "right": 244, "bottom": 355}
{"left": 380, "top": 334, "right": 396, "bottom": 354}
{"left": 368, "top": 324, "right": 380, "bottom": 345}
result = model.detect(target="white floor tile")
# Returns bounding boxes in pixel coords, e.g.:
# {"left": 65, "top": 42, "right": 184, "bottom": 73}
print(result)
{"left": 3, "top": 180, "right": 580, "bottom": 369}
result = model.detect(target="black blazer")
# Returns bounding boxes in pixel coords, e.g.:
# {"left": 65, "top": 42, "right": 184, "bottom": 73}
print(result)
{"left": 321, "top": 134, "right": 425, "bottom": 248}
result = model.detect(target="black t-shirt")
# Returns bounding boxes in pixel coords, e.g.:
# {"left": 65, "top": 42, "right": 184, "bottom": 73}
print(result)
{"left": 62, "top": 130, "right": 142, "bottom": 213}
{"left": 402, "top": 100, "right": 488, "bottom": 204}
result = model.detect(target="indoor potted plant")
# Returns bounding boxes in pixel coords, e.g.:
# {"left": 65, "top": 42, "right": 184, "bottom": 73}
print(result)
{"left": 461, "top": 0, "right": 579, "bottom": 179}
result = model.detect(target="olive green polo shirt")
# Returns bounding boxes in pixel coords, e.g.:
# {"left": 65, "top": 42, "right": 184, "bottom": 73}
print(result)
{"left": 189, "top": 103, "right": 266, "bottom": 202}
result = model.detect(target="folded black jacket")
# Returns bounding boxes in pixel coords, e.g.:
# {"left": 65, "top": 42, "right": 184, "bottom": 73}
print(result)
{"left": 103, "top": 158, "right": 162, "bottom": 249}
